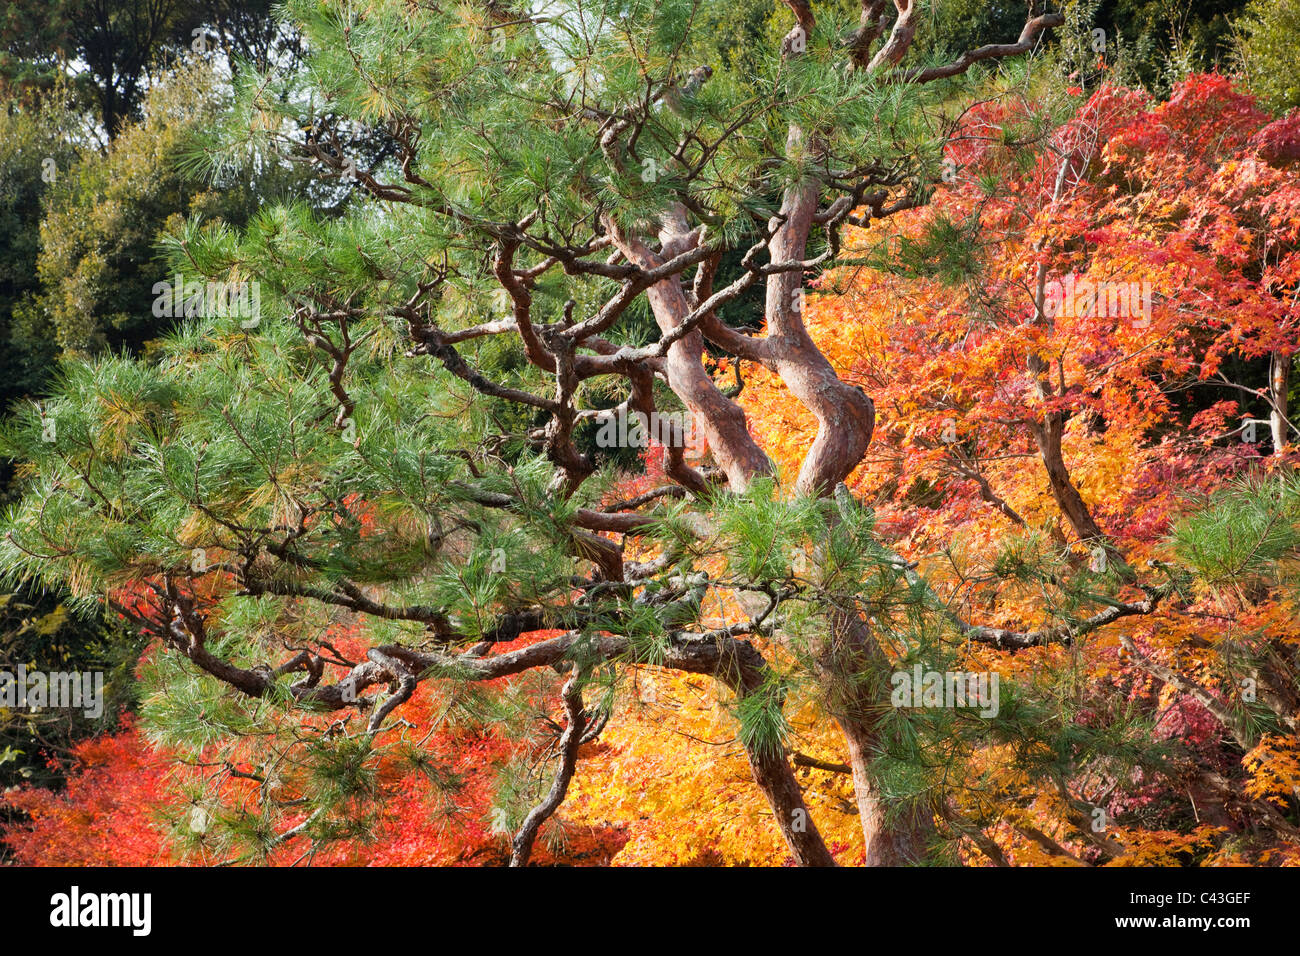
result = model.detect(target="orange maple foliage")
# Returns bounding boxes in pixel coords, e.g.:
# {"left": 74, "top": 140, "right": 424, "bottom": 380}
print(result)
{"left": 739, "top": 74, "right": 1300, "bottom": 865}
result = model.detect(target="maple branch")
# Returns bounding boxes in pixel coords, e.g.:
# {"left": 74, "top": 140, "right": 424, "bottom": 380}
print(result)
{"left": 958, "top": 588, "right": 1172, "bottom": 651}
{"left": 917, "top": 437, "right": 1027, "bottom": 526}
{"left": 935, "top": 803, "right": 1011, "bottom": 867}
{"left": 1052, "top": 777, "right": 1124, "bottom": 861}
{"left": 851, "top": 491, "right": 1174, "bottom": 650}
{"left": 790, "top": 751, "right": 852, "bottom": 774}
{"left": 1015, "top": 823, "right": 1088, "bottom": 865}
{"left": 1117, "top": 634, "right": 1256, "bottom": 750}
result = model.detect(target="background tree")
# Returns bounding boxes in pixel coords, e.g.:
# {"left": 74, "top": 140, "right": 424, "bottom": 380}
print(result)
{"left": 0, "top": 81, "right": 85, "bottom": 404}
{"left": 0, "top": 0, "right": 300, "bottom": 140}
{"left": 0, "top": 592, "right": 135, "bottom": 793}
{"left": 1095, "top": 0, "right": 1247, "bottom": 88}
{"left": 0, "top": 82, "right": 121, "bottom": 821}
{"left": 1235, "top": 0, "right": 1300, "bottom": 115}
{"left": 29, "top": 60, "right": 317, "bottom": 358}
{"left": 701, "top": 0, "right": 1255, "bottom": 97}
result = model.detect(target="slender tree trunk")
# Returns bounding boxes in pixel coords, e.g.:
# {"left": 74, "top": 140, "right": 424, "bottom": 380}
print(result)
{"left": 764, "top": 171, "right": 876, "bottom": 497}
{"left": 1031, "top": 413, "right": 1106, "bottom": 544}
{"left": 608, "top": 2, "right": 956, "bottom": 867}
{"left": 510, "top": 669, "right": 586, "bottom": 866}
{"left": 693, "top": 627, "right": 839, "bottom": 865}
{"left": 1270, "top": 350, "right": 1291, "bottom": 456}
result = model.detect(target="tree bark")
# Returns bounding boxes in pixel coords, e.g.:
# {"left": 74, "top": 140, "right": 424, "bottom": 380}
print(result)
{"left": 1270, "top": 350, "right": 1291, "bottom": 456}
{"left": 764, "top": 175, "right": 877, "bottom": 496}
{"left": 510, "top": 667, "right": 587, "bottom": 866}
{"left": 815, "top": 606, "right": 935, "bottom": 865}
{"left": 840, "top": 716, "right": 932, "bottom": 865}
{"left": 683, "top": 632, "right": 838, "bottom": 866}
{"left": 741, "top": 742, "right": 839, "bottom": 866}
{"left": 1030, "top": 412, "right": 1107, "bottom": 544}
{"left": 604, "top": 216, "right": 775, "bottom": 490}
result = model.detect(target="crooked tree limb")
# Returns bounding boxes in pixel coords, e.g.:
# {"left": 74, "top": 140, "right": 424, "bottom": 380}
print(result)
{"left": 128, "top": 589, "right": 838, "bottom": 866}
{"left": 510, "top": 665, "right": 587, "bottom": 866}
{"left": 895, "top": 13, "right": 1065, "bottom": 83}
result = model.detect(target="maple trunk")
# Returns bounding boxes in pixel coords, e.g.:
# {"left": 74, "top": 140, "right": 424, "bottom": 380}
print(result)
{"left": 1270, "top": 351, "right": 1290, "bottom": 456}
{"left": 1032, "top": 412, "right": 1107, "bottom": 543}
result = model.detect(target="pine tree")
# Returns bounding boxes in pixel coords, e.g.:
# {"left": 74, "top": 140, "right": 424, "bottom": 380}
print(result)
{"left": 0, "top": 0, "right": 1075, "bottom": 865}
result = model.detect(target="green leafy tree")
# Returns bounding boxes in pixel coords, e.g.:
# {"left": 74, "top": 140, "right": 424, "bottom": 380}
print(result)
{"left": 31, "top": 60, "right": 316, "bottom": 358}
{"left": 701, "top": 0, "right": 1253, "bottom": 97}
{"left": 1, "top": 0, "right": 1087, "bottom": 867}
{"left": 0, "top": 0, "right": 299, "bottom": 139}
{"left": 1235, "top": 0, "right": 1300, "bottom": 115}
{"left": 0, "top": 83, "right": 86, "bottom": 405}
{"left": 1085, "top": 0, "right": 1248, "bottom": 91}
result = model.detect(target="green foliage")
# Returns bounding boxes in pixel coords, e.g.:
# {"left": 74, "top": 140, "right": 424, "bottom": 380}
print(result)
{"left": 1096, "top": 0, "right": 1250, "bottom": 93}
{"left": 733, "top": 678, "right": 791, "bottom": 760}
{"left": 33, "top": 60, "right": 314, "bottom": 358}
{"left": 0, "top": 0, "right": 294, "bottom": 138}
{"left": 1235, "top": 0, "right": 1300, "bottom": 114}
{"left": 0, "top": 82, "right": 85, "bottom": 406}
